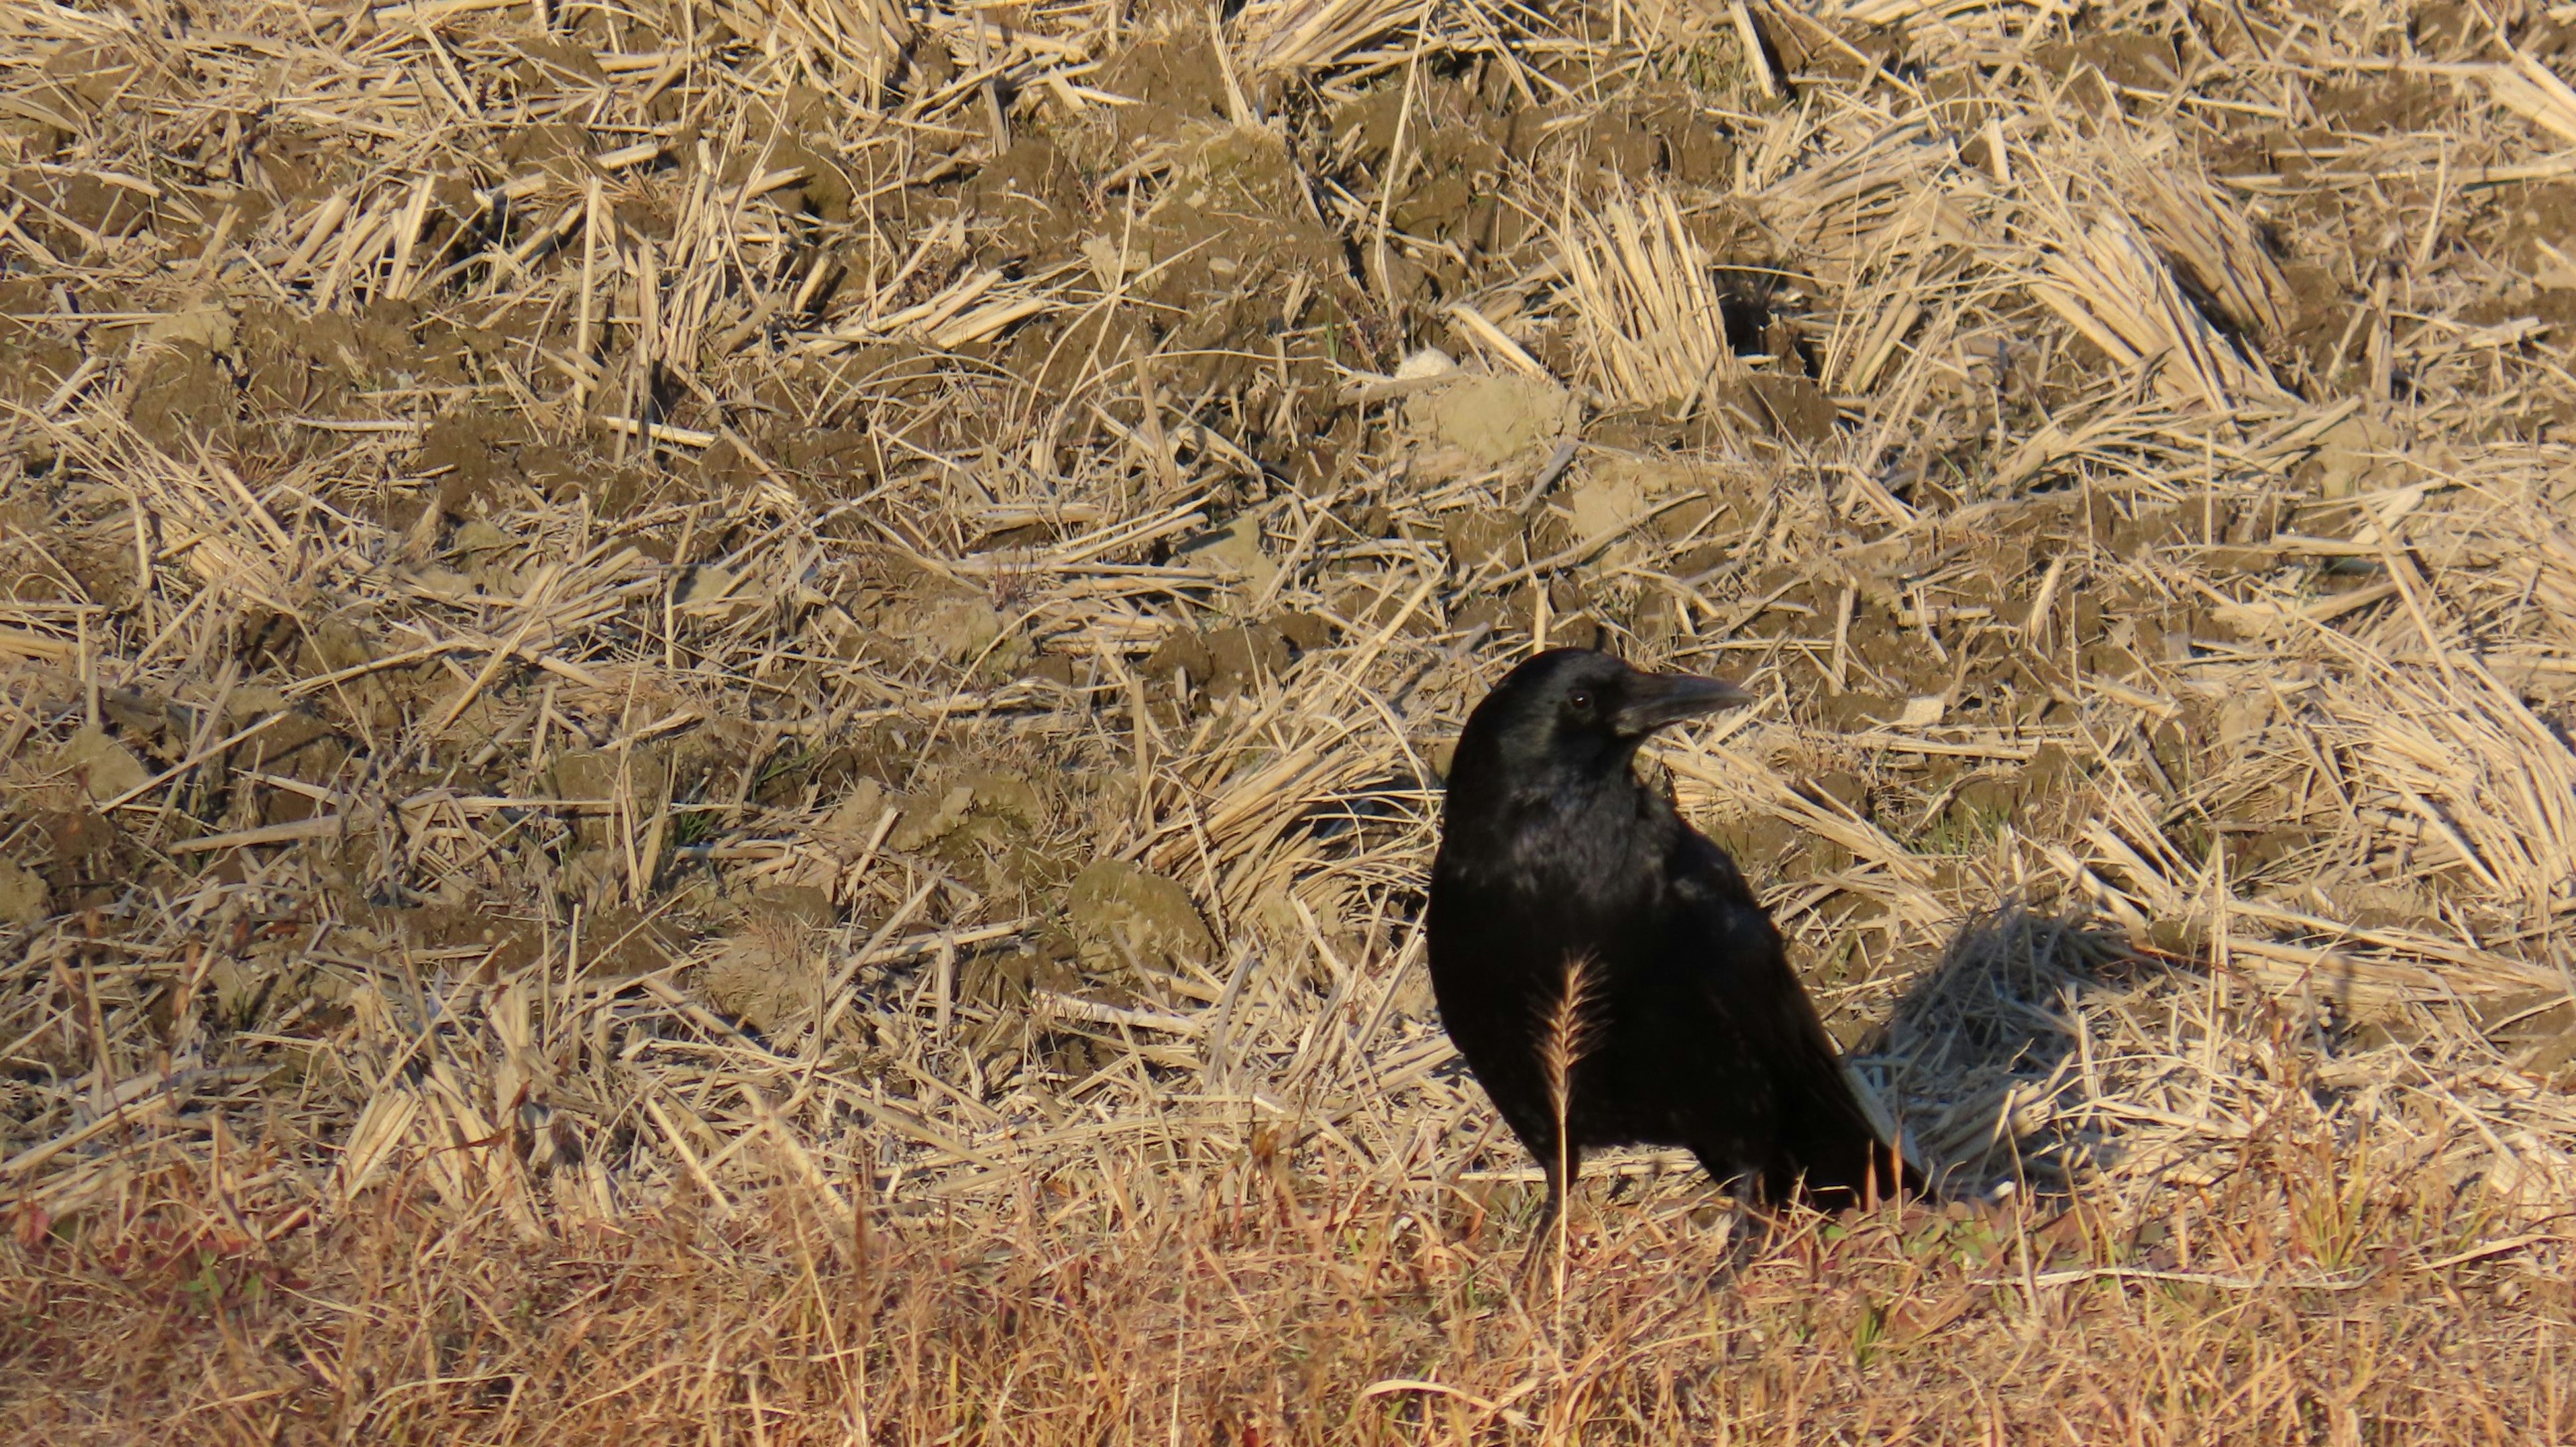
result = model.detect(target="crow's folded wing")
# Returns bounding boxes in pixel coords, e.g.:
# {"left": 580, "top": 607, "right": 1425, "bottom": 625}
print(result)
{"left": 1667, "top": 833, "right": 1896, "bottom": 1194}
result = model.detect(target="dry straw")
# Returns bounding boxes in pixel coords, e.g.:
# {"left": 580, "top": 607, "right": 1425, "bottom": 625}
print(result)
{"left": 1554, "top": 181, "right": 1741, "bottom": 410}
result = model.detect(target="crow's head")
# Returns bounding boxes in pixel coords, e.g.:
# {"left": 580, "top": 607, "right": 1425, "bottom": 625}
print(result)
{"left": 1449, "top": 648, "right": 1754, "bottom": 794}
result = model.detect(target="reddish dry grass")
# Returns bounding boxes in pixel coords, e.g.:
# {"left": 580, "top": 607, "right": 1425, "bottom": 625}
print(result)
{"left": 5, "top": 1097, "right": 2570, "bottom": 1446}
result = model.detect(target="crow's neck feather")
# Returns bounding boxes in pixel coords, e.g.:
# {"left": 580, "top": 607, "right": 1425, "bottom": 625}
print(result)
{"left": 1440, "top": 751, "right": 1681, "bottom": 900}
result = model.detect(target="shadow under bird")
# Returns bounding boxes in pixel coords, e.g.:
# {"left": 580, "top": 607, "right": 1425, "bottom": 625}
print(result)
{"left": 1426, "top": 647, "right": 1923, "bottom": 1231}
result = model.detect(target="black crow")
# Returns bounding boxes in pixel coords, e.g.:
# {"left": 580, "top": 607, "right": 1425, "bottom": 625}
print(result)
{"left": 1427, "top": 647, "right": 1920, "bottom": 1228}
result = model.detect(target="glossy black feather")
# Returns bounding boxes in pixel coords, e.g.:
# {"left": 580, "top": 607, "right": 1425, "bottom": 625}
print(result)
{"left": 1426, "top": 648, "right": 1920, "bottom": 1212}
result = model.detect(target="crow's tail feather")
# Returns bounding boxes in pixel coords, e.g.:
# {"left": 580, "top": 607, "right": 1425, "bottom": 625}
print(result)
{"left": 1774, "top": 1135, "right": 1928, "bottom": 1210}
{"left": 1766, "top": 1067, "right": 1932, "bottom": 1209}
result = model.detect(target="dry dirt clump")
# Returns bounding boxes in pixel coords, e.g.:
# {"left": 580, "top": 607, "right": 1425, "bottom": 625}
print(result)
{"left": 3, "top": 0, "right": 2576, "bottom": 1437}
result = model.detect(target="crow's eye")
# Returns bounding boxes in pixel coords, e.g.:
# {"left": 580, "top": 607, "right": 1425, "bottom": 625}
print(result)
{"left": 1567, "top": 688, "right": 1595, "bottom": 712}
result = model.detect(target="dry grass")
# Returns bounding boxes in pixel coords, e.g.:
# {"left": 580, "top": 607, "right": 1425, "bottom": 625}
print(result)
{"left": 5, "top": 1132, "right": 2571, "bottom": 1443}
{"left": 2, "top": 0, "right": 2575, "bottom": 1438}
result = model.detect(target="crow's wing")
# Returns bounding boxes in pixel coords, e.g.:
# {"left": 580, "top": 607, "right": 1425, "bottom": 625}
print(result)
{"left": 1666, "top": 833, "right": 1900, "bottom": 1199}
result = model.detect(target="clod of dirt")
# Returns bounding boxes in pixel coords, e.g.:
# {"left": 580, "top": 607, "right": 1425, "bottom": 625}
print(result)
{"left": 1566, "top": 471, "right": 1646, "bottom": 559}
{"left": 1097, "top": 99, "right": 1355, "bottom": 378}
{"left": 702, "top": 947, "right": 817, "bottom": 1036}
{"left": 337, "top": 906, "right": 549, "bottom": 975}
{"left": 672, "top": 564, "right": 762, "bottom": 624}
{"left": 1067, "top": 859, "right": 1212, "bottom": 976}
{"left": 203, "top": 955, "right": 279, "bottom": 1026}
{"left": 1328, "top": 87, "right": 1409, "bottom": 166}
{"left": 2514, "top": 1029, "right": 2576, "bottom": 1081}
{"left": 2297, "top": 412, "right": 2402, "bottom": 498}
{"left": 420, "top": 412, "right": 576, "bottom": 518}
{"left": 6, "top": 165, "right": 151, "bottom": 251}
{"left": 1802, "top": 771, "right": 1870, "bottom": 814}
{"left": 1452, "top": 584, "right": 1540, "bottom": 640}
{"left": 2021, "top": 743, "right": 2082, "bottom": 797}
{"left": 227, "top": 695, "right": 339, "bottom": 779}
{"left": 2498, "top": 183, "right": 2576, "bottom": 274}
{"left": 1174, "top": 119, "right": 1310, "bottom": 223}
{"left": 695, "top": 437, "right": 767, "bottom": 494}
{"left": 1813, "top": 692, "right": 1895, "bottom": 730}
{"left": 2483, "top": 981, "right": 2576, "bottom": 1075}
{"left": 2235, "top": 826, "right": 2318, "bottom": 874}
{"left": 887, "top": 771, "right": 1056, "bottom": 892}
{"left": 56, "top": 534, "right": 142, "bottom": 612}
{"left": 775, "top": 427, "right": 871, "bottom": 486}
{"left": 1404, "top": 372, "right": 1580, "bottom": 472}
{"left": 964, "top": 133, "right": 1076, "bottom": 262}
{"left": 816, "top": 778, "right": 891, "bottom": 844}
{"left": 546, "top": 750, "right": 631, "bottom": 849}
{"left": 420, "top": 415, "right": 505, "bottom": 502}
{"left": 1101, "top": 33, "right": 1234, "bottom": 127}
{"left": 511, "top": 36, "right": 608, "bottom": 88}
{"left": 771, "top": 136, "right": 853, "bottom": 223}
{"left": 1766, "top": 15, "right": 1901, "bottom": 85}
{"left": 2215, "top": 680, "right": 2277, "bottom": 747}
{"left": 702, "top": 890, "right": 835, "bottom": 1034}
{"left": 449, "top": 519, "right": 508, "bottom": 557}
{"left": 757, "top": 885, "right": 836, "bottom": 929}
{"left": 1270, "top": 611, "right": 1334, "bottom": 651}
{"left": 1545, "top": 108, "right": 1669, "bottom": 189}
{"left": 0, "top": 306, "right": 80, "bottom": 410}
{"left": 450, "top": 519, "right": 521, "bottom": 591}
{"left": 124, "top": 341, "right": 234, "bottom": 448}
{"left": 1567, "top": 455, "right": 1717, "bottom": 565}
{"left": 1079, "top": 235, "right": 1150, "bottom": 292}
{"left": 0, "top": 855, "right": 49, "bottom": 926}
{"left": 1635, "top": 87, "right": 1742, "bottom": 186}
{"left": 50, "top": 727, "right": 149, "bottom": 804}
{"left": 1727, "top": 374, "right": 1838, "bottom": 443}
{"left": 1330, "top": 570, "right": 1451, "bottom": 637}
{"left": 1205, "top": 623, "right": 1289, "bottom": 696}
{"left": 1390, "top": 173, "right": 1474, "bottom": 240}
{"left": 296, "top": 617, "right": 410, "bottom": 735}
{"left": 44, "top": 44, "right": 140, "bottom": 109}
{"left": 2313, "top": 76, "right": 2454, "bottom": 133}
{"left": 905, "top": 590, "right": 1025, "bottom": 671}
{"left": 40, "top": 807, "right": 117, "bottom": 891}
{"left": 2031, "top": 32, "right": 2182, "bottom": 113}
{"left": 890, "top": 782, "right": 976, "bottom": 853}
{"left": 1947, "top": 775, "right": 2015, "bottom": 825}
{"left": 1440, "top": 508, "right": 1525, "bottom": 569}
{"left": 1707, "top": 813, "right": 1805, "bottom": 877}
{"left": 1023, "top": 653, "right": 1081, "bottom": 688}
{"left": 2410, "top": 1, "right": 2487, "bottom": 58}
{"left": 0, "top": 116, "right": 57, "bottom": 162}
{"left": 1146, "top": 625, "right": 1212, "bottom": 686}
{"left": 501, "top": 121, "right": 594, "bottom": 183}
{"left": 1423, "top": 735, "right": 1460, "bottom": 780}
{"left": 142, "top": 306, "right": 235, "bottom": 354}
{"left": 891, "top": 771, "right": 1042, "bottom": 853}
{"left": 1171, "top": 513, "right": 1277, "bottom": 591}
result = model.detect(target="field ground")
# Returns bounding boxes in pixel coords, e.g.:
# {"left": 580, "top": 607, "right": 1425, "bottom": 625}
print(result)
{"left": 3, "top": 0, "right": 2576, "bottom": 1438}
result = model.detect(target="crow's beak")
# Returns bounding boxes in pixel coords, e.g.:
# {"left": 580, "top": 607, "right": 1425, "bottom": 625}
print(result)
{"left": 1615, "top": 671, "right": 1756, "bottom": 735}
